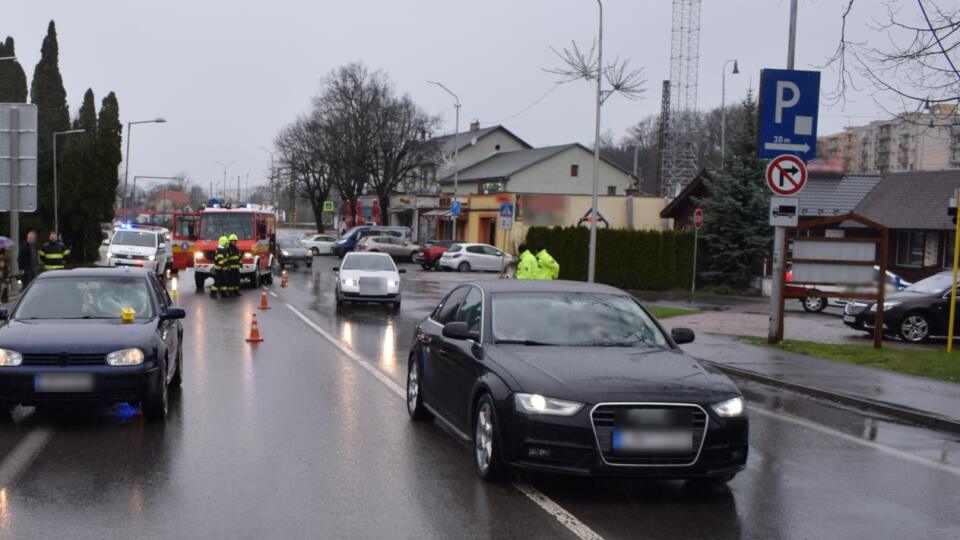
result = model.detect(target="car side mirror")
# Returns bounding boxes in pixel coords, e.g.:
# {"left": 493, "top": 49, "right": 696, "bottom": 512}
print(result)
{"left": 0, "top": 309, "right": 8, "bottom": 321}
{"left": 443, "top": 321, "right": 479, "bottom": 341}
{"left": 102, "top": 239, "right": 110, "bottom": 246}
{"left": 332, "top": 267, "right": 339, "bottom": 273}
{"left": 161, "top": 307, "right": 186, "bottom": 321}
{"left": 398, "top": 268, "right": 407, "bottom": 274}
{"left": 158, "top": 243, "right": 166, "bottom": 250}
{"left": 671, "top": 327, "right": 695, "bottom": 345}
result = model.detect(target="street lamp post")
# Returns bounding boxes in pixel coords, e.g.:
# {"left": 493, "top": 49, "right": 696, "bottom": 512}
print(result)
{"left": 720, "top": 59, "right": 740, "bottom": 166}
{"left": 427, "top": 81, "right": 461, "bottom": 241}
{"left": 122, "top": 118, "right": 167, "bottom": 215}
{"left": 52, "top": 129, "right": 85, "bottom": 235}
{"left": 587, "top": 0, "right": 604, "bottom": 283}
{"left": 215, "top": 160, "right": 235, "bottom": 201}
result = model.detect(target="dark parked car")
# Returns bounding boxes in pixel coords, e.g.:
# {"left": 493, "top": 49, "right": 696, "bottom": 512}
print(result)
{"left": 415, "top": 240, "right": 455, "bottom": 270}
{"left": 844, "top": 270, "right": 957, "bottom": 343}
{"left": 0, "top": 267, "right": 185, "bottom": 420}
{"left": 277, "top": 237, "right": 312, "bottom": 269}
{"left": 406, "top": 280, "right": 748, "bottom": 482}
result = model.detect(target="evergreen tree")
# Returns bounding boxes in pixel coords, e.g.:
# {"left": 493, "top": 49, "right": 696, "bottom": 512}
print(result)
{"left": 0, "top": 37, "right": 28, "bottom": 102}
{"left": 59, "top": 89, "right": 102, "bottom": 261}
{"left": 696, "top": 90, "right": 771, "bottom": 288}
{"left": 96, "top": 92, "right": 122, "bottom": 223}
{"left": 29, "top": 21, "right": 70, "bottom": 237}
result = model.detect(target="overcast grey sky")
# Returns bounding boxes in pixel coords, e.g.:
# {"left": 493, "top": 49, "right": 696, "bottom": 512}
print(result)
{"left": 6, "top": 0, "right": 897, "bottom": 191}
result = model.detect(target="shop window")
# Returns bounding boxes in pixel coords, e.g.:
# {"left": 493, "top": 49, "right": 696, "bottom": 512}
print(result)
{"left": 896, "top": 231, "right": 924, "bottom": 267}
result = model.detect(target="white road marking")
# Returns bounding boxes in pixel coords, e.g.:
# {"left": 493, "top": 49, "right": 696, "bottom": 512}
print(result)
{"left": 748, "top": 405, "right": 960, "bottom": 477}
{"left": 283, "top": 302, "right": 603, "bottom": 540}
{"left": 0, "top": 427, "right": 54, "bottom": 488}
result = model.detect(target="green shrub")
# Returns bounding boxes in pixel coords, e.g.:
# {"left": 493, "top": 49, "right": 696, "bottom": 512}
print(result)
{"left": 525, "top": 226, "right": 701, "bottom": 291}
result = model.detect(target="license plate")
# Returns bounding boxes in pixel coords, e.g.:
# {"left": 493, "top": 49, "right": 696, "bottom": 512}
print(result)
{"left": 35, "top": 373, "right": 95, "bottom": 393}
{"left": 612, "top": 429, "right": 692, "bottom": 452}
{"left": 843, "top": 315, "right": 856, "bottom": 323}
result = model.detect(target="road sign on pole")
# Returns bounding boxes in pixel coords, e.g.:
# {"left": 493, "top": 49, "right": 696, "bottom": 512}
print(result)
{"left": 766, "top": 154, "right": 807, "bottom": 196}
{"left": 499, "top": 202, "right": 513, "bottom": 230}
{"left": 0, "top": 104, "right": 38, "bottom": 212}
{"left": 322, "top": 200, "right": 334, "bottom": 212}
{"left": 451, "top": 200, "right": 461, "bottom": 216}
{"left": 693, "top": 208, "right": 703, "bottom": 231}
{"left": 758, "top": 68, "right": 820, "bottom": 161}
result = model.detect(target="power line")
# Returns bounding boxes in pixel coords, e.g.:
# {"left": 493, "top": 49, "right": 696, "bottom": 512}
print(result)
{"left": 488, "top": 83, "right": 563, "bottom": 124}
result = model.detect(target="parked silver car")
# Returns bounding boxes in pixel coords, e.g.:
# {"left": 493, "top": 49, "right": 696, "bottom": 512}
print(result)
{"left": 437, "top": 243, "right": 515, "bottom": 272}
{"left": 356, "top": 235, "right": 420, "bottom": 261}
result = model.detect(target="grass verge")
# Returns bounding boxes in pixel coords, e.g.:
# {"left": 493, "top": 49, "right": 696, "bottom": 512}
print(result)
{"left": 743, "top": 337, "right": 960, "bottom": 384}
{"left": 648, "top": 305, "right": 701, "bottom": 319}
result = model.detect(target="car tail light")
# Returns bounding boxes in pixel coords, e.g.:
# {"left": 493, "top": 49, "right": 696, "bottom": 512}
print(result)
{"left": 786, "top": 270, "right": 793, "bottom": 281}
{"left": 451, "top": 253, "right": 461, "bottom": 259}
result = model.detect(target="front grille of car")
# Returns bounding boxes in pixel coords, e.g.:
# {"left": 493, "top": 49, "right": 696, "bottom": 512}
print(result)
{"left": 845, "top": 302, "right": 868, "bottom": 316}
{"left": 591, "top": 403, "right": 708, "bottom": 466}
{"left": 22, "top": 353, "right": 106, "bottom": 366}
{"left": 113, "top": 253, "right": 147, "bottom": 260}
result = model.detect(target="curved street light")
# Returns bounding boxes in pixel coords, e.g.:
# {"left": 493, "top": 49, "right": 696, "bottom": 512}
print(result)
{"left": 122, "top": 118, "right": 167, "bottom": 213}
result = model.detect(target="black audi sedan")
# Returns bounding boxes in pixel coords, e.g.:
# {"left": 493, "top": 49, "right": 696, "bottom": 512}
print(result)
{"left": 843, "top": 270, "right": 956, "bottom": 343}
{"left": 406, "top": 280, "right": 748, "bottom": 483}
{"left": 0, "top": 267, "right": 185, "bottom": 420}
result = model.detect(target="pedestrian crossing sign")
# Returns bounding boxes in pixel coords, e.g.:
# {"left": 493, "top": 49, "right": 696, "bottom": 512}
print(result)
{"left": 322, "top": 200, "right": 334, "bottom": 212}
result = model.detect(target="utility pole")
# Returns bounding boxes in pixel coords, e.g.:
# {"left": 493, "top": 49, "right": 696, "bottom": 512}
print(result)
{"left": 427, "top": 81, "right": 460, "bottom": 241}
{"left": 768, "top": 0, "right": 798, "bottom": 343}
{"left": 720, "top": 59, "right": 739, "bottom": 166}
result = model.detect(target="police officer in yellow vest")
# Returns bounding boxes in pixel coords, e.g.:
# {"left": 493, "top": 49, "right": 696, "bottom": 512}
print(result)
{"left": 533, "top": 245, "right": 560, "bottom": 280}
{"left": 515, "top": 243, "right": 538, "bottom": 280}
{"left": 211, "top": 236, "right": 229, "bottom": 299}
{"left": 39, "top": 231, "right": 70, "bottom": 271}
{"left": 227, "top": 233, "right": 242, "bottom": 297}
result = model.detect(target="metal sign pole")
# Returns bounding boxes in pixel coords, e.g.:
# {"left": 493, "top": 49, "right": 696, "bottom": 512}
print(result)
{"left": 9, "top": 108, "right": 19, "bottom": 276}
{"left": 768, "top": 0, "right": 798, "bottom": 344}
{"left": 691, "top": 227, "right": 698, "bottom": 296}
{"left": 948, "top": 187, "right": 960, "bottom": 352}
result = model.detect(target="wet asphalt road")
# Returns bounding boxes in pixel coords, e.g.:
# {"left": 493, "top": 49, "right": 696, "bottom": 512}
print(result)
{"left": 0, "top": 261, "right": 958, "bottom": 539}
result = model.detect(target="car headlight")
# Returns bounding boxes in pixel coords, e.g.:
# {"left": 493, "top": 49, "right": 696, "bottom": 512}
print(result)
{"left": 148, "top": 254, "right": 156, "bottom": 261}
{"left": 194, "top": 251, "right": 204, "bottom": 260}
{"left": 243, "top": 252, "right": 254, "bottom": 259}
{"left": 282, "top": 250, "right": 290, "bottom": 257}
{"left": 341, "top": 278, "right": 358, "bottom": 287}
{"left": 513, "top": 393, "right": 584, "bottom": 416}
{"left": 106, "top": 348, "right": 144, "bottom": 367}
{"left": 712, "top": 397, "right": 745, "bottom": 418}
{"left": 106, "top": 251, "right": 113, "bottom": 259}
{"left": 388, "top": 279, "right": 399, "bottom": 288}
{"left": 870, "top": 301, "right": 900, "bottom": 312}
{"left": 0, "top": 348, "right": 23, "bottom": 367}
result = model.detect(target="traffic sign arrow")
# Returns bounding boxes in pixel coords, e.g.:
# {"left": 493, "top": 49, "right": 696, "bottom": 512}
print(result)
{"left": 763, "top": 142, "right": 811, "bottom": 153}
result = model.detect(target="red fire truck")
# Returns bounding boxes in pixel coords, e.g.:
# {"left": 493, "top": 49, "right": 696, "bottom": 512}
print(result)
{"left": 192, "top": 206, "right": 277, "bottom": 291}
{"left": 171, "top": 212, "right": 200, "bottom": 273}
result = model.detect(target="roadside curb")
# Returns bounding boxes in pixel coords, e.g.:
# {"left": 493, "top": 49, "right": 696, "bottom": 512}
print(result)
{"left": 701, "top": 359, "right": 960, "bottom": 436}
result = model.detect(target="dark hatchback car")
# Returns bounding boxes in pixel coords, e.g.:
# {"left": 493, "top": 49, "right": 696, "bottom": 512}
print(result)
{"left": 0, "top": 267, "right": 185, "bottom": 420}
{"left": 406, "top": 280, "right": 748, "bottom": 483}
{"left": 844, "top": 270, "right": 957, "bottom": 343}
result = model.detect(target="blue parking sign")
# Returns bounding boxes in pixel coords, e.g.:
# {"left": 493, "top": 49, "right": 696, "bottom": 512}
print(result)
{"left": 451, "top": 200, "right": 461, "bottom": 216}
{"left": 758, "top": 69, "right": 820, "bottom": 161}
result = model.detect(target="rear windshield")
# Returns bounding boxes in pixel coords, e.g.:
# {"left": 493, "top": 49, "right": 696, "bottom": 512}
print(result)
{"left": 447, "top": 244, "right": 463, "bottom": 253}
{"left": 14, "top": 277, "right": 155, "bottom": 320}
{"left": 342, "top": 253, "right": 397, "bottom": 271}
{"left": 112, "top": 230, "right": 157, "bottom": 248}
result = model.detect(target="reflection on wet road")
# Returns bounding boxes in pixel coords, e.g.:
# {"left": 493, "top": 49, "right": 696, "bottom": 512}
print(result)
{"left": 0, "top": 262, "right": 956, "bottom": 538}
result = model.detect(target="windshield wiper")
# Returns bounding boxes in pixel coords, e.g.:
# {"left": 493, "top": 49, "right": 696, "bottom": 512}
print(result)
{"left": 495, "top": 339, "right": 558, "bottom": 346}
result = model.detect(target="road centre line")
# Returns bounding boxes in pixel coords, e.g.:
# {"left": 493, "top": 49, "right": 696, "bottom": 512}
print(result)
{"left": 0, "top": 427, "right": 54, "bottom": 488}
{"left": 283, "top": 302, "right": 603, "bottom": 540}
{"left": 747, "top": 405, "right": 960, "bottom": 478}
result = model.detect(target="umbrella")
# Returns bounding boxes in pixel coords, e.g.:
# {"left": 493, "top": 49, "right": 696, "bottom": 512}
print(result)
{"left": 343, "top": 202, "right": 354, "bottom": 229}
{"left": 355, "top": 199, "right": 364, "bottom": 225}
{"left": 0, "top": 236, "right": 14, "bottom": 249}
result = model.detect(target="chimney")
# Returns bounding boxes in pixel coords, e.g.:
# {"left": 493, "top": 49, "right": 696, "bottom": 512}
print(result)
{"left": 469, "top": 120, "right": 480, "bottom": 132}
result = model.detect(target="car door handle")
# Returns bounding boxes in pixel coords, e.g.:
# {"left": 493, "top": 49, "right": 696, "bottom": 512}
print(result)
{"left": 438, "top": 348, "right": 449, "bottom": 357}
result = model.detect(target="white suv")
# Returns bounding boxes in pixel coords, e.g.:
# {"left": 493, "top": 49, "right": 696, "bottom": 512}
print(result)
{"left": 107, "top": 229, "right": 170, "bottom": 275}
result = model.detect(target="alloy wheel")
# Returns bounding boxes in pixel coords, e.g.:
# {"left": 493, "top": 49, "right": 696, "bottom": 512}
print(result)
{"left": 475, "top": 402, "right": 494, "bottom": 473}
{"left": 803, "top": 296, "right": 826, "bottom": 312}
{"left": 407, "top": 362, "right": 420, "bottom": 414}
{"left": 901, "top": 314, "right": 930, "bottom": 342}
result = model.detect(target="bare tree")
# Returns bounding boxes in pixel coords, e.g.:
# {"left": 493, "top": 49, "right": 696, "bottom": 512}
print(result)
{"left": 275, "top": 115, "right": 334, "bottom": 232}
{"left": 824, "top": 0, "right": 960, "bottom": 124}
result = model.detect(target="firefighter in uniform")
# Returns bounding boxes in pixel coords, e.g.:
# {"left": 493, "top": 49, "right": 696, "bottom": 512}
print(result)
{"left": 227, "top": 233, "right": 242, "bottom": 297}
{"left": 39, "top": 231, "right": 70, "bottom": 271}
{"left": 211, "top": 236, "right": 229, "bottom": 299}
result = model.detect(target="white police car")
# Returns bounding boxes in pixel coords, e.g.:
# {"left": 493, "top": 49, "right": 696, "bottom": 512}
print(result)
{"left": 106, "top": 227, "right": 170, "bottom": 275}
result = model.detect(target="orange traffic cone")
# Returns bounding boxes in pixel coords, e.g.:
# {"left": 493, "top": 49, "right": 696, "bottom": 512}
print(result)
{"left": 258, "top": 290, "right": 271, "bottom": 310}
{"left": 246, "top": 314, "right": 264, "bottom": 342}
{"left": 280, "top": 269, "right": 288, "bottom": 288}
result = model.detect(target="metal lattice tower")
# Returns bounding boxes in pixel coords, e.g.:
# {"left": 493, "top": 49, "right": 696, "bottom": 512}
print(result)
{"left": 660, "top": 0, "right": 702, "bottom": 197}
